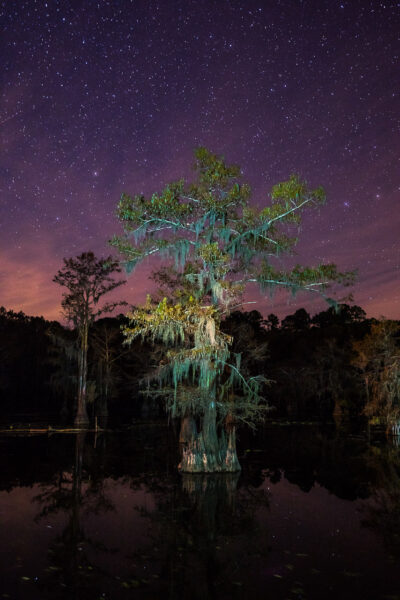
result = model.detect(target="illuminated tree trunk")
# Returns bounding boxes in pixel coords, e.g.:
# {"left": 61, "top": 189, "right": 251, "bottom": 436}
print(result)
{"left": 179, "top": 392, "right": 241, "bottom": 473}
{"left": 178, "top": 323, "right": 241, "bottom": 473}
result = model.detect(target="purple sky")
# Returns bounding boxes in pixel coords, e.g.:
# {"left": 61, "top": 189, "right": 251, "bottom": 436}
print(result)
{"left": 1, "top": 0, "right": 399, "bottom": 321}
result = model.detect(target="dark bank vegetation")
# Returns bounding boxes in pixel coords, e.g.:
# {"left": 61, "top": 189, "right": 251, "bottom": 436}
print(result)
{"left": 1, "top": 302, "right": 399, "bottom": 435}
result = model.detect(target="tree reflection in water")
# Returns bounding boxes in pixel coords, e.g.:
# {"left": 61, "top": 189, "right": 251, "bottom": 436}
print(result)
{"left": 31, "top": 432, "right": 269, "bottom": 599}
{"left": 361, "top": 442, "right": 400, "bottom": 558}
{"left": 129, "top": 471, "right": 269, "bottom": 599}
{"left": 2, "top": 426, "right": 400, "bottom": 599}
{"left": 33, "top": 432, "right": 117, "bottom": 599}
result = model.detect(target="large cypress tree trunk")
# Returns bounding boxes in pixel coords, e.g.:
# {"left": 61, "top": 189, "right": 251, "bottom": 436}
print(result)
{"left": 224, "top": 413, "right": 241, "bottom": 472}
{"left": 179, "top": 414, "right": 197, "bottom": 445}
{"left": 178, "top": 397, "right": 241, "bottom": 473}
{"left": 178, "top": 320, "right": 241, "bottom": 473}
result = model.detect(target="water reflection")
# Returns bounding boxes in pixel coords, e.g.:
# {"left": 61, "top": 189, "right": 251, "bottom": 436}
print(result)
{"left": 134, "top": 472, "right": 269, "bottom": 599}
{"left": 1, "top": 426, "right": 400, "bottom": 599}
{"left": 361, "top": 444, "right": 400, "bottom": 558}
{"left": 31, "top": 432, "right": 118, "bottom": 598}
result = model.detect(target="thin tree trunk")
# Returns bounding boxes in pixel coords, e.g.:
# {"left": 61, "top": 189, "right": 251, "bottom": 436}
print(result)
{"left": 96, "top": 394, "right": 109, "bottom": 429}
{"left": 75, "top": 322, "right": 89, "bottom": 428}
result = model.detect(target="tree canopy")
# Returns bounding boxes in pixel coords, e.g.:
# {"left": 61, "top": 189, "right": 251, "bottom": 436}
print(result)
{"left": 112, "top": 147, "right": 353, "bottom": 305}
{"left": 53, "top": 252, "right": 125, "bottom": 329}
{"left": 112, "top": 147, "right": 355, "bottom": 472}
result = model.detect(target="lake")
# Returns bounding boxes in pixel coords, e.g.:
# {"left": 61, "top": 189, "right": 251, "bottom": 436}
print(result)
{"left": 0, "top": 424, "right": 399, "bottom": 599}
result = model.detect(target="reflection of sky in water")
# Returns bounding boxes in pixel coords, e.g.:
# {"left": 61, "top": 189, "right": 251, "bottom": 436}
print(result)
{"left": 0, "top": 430, "right": 399, "bottom": 599}
{"left": 0, "top": 481, "right": 155, "bottom": 596}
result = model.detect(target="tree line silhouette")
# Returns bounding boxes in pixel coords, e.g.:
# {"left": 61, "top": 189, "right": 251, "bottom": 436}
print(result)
{"left": 1, "top": 302, "right": 398, "bottom": 430}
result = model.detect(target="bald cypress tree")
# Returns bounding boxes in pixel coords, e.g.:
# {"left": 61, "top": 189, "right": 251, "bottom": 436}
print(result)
{"left": 54, "top": 252, "right": 125, "bottom": 428}
{"left": 112, "top": 148, "right": 354, "bottom": 472}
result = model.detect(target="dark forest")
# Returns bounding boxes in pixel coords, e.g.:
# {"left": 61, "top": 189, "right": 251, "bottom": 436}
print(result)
{"left": 1, "top": 303, "right": 398, "bottom": 434}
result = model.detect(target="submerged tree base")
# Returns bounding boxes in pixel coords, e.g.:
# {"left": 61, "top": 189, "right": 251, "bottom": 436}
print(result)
{"left": 178, "top": 428, "right": 241, "bottom": 473}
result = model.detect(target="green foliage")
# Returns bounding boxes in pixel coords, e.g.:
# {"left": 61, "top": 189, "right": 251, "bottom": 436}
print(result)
{"left": 124, "top": 296, "right": 266, "bottom": 426}
{"left": 257, "top": 262, "right": 356, "bottom": 299}
{"left": 113, "top": 147, "right": 354, "bottom": 434}
{"left": 112, "top": 148, "right": 353, "bottom": 311}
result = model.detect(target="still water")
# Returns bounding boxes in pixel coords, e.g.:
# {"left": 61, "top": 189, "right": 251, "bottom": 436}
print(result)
{"left": 0, "top": 424, "right": 399, "bottom": 600}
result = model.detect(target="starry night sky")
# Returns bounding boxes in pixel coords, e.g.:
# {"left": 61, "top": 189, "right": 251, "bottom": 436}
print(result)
{"left": 1, "top": 0, "right": 399, "bottom": 321}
